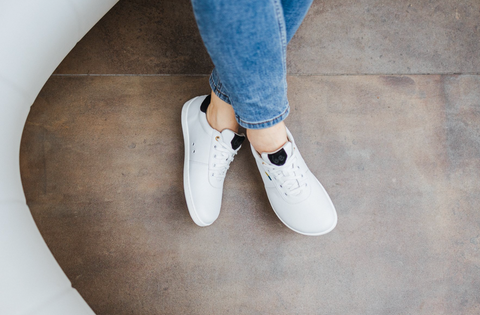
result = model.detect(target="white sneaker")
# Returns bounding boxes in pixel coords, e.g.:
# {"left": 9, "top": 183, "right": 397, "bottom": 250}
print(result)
{"left": 181, "top": 95, "right": 245, "bottom": 226}
{"left": 251, "top": 128, "right": 337, "bottom": 236}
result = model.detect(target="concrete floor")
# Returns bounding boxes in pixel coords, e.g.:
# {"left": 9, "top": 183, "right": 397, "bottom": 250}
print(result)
{"left": 20, "top": 0, "right": 480, "bottom": 314}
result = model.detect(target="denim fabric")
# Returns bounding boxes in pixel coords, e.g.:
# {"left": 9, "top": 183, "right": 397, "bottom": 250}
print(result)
{"left": 191, "top": 0, "right": 313, "bottom": 129}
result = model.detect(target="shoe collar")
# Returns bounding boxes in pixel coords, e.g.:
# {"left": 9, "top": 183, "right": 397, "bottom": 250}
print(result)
{"left": 220, "top": 129, "right": 245, "bottom": 151}
{"left": 261, "top": 141, "right": 293, "bottom": 166}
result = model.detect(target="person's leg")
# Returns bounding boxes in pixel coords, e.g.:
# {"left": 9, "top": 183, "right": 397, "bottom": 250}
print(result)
{"left": 193, "top": 0, "right": 313, "bottom": 153}
{"left": 186, "top": 0, "right": 337, "bottom": 234}
{"left": 247, "top": 0, "right": 313, "bottom": 152}
{"left": 191, "top": 0, "right": 289, "bottom": 129}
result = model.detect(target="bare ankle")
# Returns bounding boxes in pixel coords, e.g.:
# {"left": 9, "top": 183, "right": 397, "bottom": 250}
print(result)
{"left": 247, "top": 121, "right": 288, "bottom": 154}
{"left": 207, "top": 91, "right": 239, "bottom": 133}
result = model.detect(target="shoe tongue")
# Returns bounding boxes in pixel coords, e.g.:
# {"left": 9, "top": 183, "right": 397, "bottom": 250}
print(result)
{"left": 220, "top": 129, "right": 245, "bottom": 151}
{"left": 262, "top": 142, "right": 293, "bottom": 166}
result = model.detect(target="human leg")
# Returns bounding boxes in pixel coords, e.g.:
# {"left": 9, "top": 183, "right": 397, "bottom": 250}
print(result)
{"left": 246, "top": 0, "right": 313, "bottom": 152}
{"left": 182, "top": 0, "right": 291, "bottom": 227}
{"left": 191, "top": 0, "right": 290, "bottom": 130}
{"left": 186, "top": 0, "right": 337, "bottom": 234}
{"left": 192, "top": 0, "right": 313, "bottom": 152}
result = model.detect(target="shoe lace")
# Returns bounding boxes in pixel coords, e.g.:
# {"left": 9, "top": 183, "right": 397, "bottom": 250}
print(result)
{"left": 265, "top": 155, "right": 307, "bottom": 196}
{"left": 211, "top": 141, "right": 237, "bottom": 181}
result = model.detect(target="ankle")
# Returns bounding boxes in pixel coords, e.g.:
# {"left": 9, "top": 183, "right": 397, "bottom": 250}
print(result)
{"left": 247, "top": 122, "right": 288, "bottom": 154}
{"left": 206, "top": 92, "right": 239, "bottom": 133}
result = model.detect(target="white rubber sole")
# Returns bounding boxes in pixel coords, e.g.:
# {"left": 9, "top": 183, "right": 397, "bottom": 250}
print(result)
{"left": 181, "top": 96, "right": 210, "bottom": 227}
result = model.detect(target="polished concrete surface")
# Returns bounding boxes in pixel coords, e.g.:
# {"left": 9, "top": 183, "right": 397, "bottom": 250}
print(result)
{"left": 21, "top": 0, "right": 480, "bottom": 314}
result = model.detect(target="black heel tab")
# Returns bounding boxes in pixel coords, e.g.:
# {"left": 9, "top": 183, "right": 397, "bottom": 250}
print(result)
{"left": 231, "top": 134, "right": 245, "bottom": 150}
{"left": 200, "top": 95, "right": 211, "bottom": 113}
{"left": 268, "top": 149, "right": 287, "bottom": 166}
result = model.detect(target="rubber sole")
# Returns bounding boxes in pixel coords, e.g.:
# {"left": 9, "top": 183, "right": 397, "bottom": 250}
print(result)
{"left": 181, "top": 96, "right": 210, "bottom": 227}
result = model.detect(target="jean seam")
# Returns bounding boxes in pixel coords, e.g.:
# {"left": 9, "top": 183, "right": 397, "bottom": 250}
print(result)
{"left": 273, "top": 0, "right": 287, "bottom": 79}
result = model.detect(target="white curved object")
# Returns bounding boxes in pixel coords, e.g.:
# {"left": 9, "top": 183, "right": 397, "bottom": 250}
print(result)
{"left": 0, "top": 0, "right": 118, "bottom": 314}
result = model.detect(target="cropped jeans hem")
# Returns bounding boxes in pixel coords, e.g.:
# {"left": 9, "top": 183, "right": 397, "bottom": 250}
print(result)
{"left": 209, "top": 70, "right": 290, "bottom": 130}
{"left": 237, "top": 105, "right": 290, "bottom": 129}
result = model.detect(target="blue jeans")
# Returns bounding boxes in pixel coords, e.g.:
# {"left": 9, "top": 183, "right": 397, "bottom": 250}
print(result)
{"left": 191, "top": 0, "right": 313, "bottom": 129}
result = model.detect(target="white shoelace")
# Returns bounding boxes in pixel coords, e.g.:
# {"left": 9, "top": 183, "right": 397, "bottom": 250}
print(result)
{"left": 211, "top": 141, "right": 237, "bottom": 181}
{"left": 264, "top": 155, "right": 307, "bottom": 196}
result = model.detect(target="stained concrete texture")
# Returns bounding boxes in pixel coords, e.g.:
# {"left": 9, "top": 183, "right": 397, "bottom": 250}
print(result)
{"left": 21, "top": 75, "right": 480, "bottom": 314}
{"left": 55, "top": 0, "right": 480, "bottom": 75}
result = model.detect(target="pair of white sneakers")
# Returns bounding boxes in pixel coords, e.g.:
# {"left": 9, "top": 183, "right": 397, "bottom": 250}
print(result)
{"left": 181, "top": 95, "right": 337, "bottom": 236}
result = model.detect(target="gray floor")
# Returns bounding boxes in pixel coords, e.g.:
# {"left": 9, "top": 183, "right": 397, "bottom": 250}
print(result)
{"left": 21, "top": 0, "right": 480, "bottom": 314}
